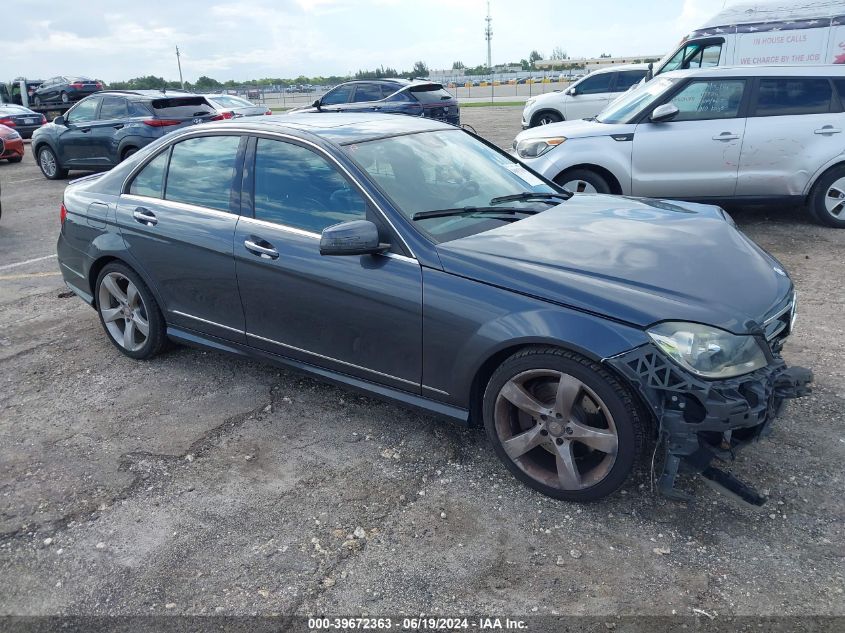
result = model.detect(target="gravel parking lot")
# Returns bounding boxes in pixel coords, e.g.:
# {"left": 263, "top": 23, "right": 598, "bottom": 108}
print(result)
{"left": 1, "top": 107, "right": 843, "bottom": 625}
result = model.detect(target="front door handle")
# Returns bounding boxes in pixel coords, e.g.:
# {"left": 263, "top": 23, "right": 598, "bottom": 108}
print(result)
{"left": 244, "top": 239, "right": 279, "bottom": 260}
{"left": 712, "top": 132, "right": 740, "bottom": 141}
{"left": 113, "top": 124, "right": 124, "bottom": 130}
{"left": 80, "top": 127, "right": 91, "bottom": 133}
{"left": 815, "top": 126, "right": 842, "bottom": 135}
{"left": 372, "top": 106, "right": 382, "bottom": 111}
{"left": 133, "top": 207, "right": 157, "bottom": 226}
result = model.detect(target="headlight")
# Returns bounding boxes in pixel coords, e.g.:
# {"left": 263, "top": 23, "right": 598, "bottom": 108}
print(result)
{"left": 515, "top": 137, "right": 565, "bottom": 159}
{"left": 647, "top": 322, "right": 768, "bottom": 379}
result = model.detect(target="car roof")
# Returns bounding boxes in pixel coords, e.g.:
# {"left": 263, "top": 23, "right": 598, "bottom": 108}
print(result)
{"left": 190, "top": 112, "right": 455, "bottom": 146}
{"left": 660, "top": 64, "right": 845, "bottom": 79}
{"left": 586, "top": 63, "right": 651, "bottom": 75}
{"left": 95, "top": 89, "right": 199, "bottom": 99}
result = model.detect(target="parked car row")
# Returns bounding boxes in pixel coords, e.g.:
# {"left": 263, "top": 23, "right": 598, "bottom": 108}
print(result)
{"left": 0, "top": 104, "right": 47, "bottom": 138}
{"left": 514, "top": 65, "right": 845, "bottom": 228}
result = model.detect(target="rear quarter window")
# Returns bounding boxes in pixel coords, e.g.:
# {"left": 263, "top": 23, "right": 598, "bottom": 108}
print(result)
{"left": 410, "top": 86, "right": 454, "bottom": 103}
{"left": 754, "top": 78, "right": 833, "bottom": 116}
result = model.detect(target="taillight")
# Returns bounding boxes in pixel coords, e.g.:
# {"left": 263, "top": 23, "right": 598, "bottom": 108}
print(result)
{"left": 264, "top": 109, "right": 273, "bottom": 115}
{"left": 40, "top": 115, "right": 47, "bottom": 125}
{"left": 60, "top": 203, "right": 67, "bottom": 225}
{"left": 96, "top": 82, "right": 103, "bottom": 89}
{"left": 0, "top": 118, "right": 15, "bottom": 127}
{"left": 210, "top": 111, "right": 234, "bottom": 121}
{"left": 71, "top": 82, "right": 84, "bottom": 89}
{"left": 143, "top": 119, "right": 182, "bottom": 127}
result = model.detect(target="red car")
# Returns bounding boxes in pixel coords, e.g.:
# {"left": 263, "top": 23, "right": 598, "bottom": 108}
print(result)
{"left": 0, "top": 124, "right": 24, "bottom": 163}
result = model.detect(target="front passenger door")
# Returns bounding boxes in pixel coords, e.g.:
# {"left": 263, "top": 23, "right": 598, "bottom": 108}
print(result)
{"left": 58, "top": 96, "right": 103, "bottom": 165}
{"left": 632, "top": 78, "right": 748, "bottom": 198}
{"left": 564, "top": 72, "right": 615, "bottom": 120}
{"left": 234, "top": 136, "right": 422, "bottom": 392}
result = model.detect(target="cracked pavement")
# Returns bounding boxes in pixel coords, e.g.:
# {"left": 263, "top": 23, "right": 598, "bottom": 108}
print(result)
{"left": 0, "top": 107, "right": 843, "bottom": 619}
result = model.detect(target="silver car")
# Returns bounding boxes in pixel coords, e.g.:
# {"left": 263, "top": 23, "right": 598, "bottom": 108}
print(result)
{"left": 513, "top": 65, "right": 845, "bottom": 228}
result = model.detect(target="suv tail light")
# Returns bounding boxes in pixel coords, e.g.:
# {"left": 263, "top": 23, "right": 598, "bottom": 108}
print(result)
{"left": 143, "top": 119, "right": 182, "bottom": 127}
{"left": 60, "top": 203, "right": 67, "bottom": 225}
{"left": 211, "top": 111, "right": 234, "bottom": 121}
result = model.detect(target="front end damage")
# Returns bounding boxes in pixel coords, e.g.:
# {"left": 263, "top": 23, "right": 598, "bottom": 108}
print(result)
{"left": 608, "top": 341, "right": 812, "bottom": 507}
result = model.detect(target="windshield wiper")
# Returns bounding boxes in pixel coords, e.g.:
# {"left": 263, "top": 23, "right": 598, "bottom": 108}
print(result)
{"left": 489, "top": 191, "right": 572, "bottom": 205}
{"left": 411, "top": 206, "right": 542, "bottom": 221}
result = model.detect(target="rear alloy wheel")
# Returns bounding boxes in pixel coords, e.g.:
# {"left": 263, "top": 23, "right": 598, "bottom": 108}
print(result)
{"left": 555, "top": 168, "right": 611, "bottom": 194}
{"left": 809, "top": 166, "right": 845, "bottom": 228}
{"left": 61, "top": 91, "right": 69, "bottom": 104}
{"left": 37, "top": 146, "right": 68, "bottom": 180}
{"left": 483, "top": 347, "right": 647, "bottom": 502}
{"left": 533, "top": 111, "right": 563, "bottom": 126}
{"left": 96, "top": 263, "right": 167, "bottom": 360}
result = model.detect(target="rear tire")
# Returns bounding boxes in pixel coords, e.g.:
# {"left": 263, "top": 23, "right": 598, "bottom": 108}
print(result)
{"left": 95, "top": 262, "right": 168, "bottom": 360}
{"left": 532, "top": 111, "right": 563, "bottom": 126}
{"left": 120, "top": 147, "right": 139, "bottom": 162}
{"left": 808, "top": 164, "right": 845, "bottom": 228}
{"left": 61, "top": 91, "right": 69, "bottom": 104}
{"left": 37, "top": 146, "right": 68, "bottom": 180}
{"left": 555, "top": 168, "right": 611, "bottom": 194}
{"left": 483, "top": 346, "right": 649, "bottom": 502}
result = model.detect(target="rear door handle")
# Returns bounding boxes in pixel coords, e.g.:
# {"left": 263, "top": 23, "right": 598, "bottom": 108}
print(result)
{"left": 244, "top": 239, "right": 279, "bottom": 260}
{"left": 113, "top": 124, "right": 124, "bottom": 130}
{"left": 132, "top": 207, "right": 157, "bottom": 226}
{"left": 815, "top": 126, "right": 842, "bottom": 135}
{"left": 372, "top": 106, "right": 382, "bottom": 111}
{"left": 712, "top": 132, "right": 740, "bottom": 141}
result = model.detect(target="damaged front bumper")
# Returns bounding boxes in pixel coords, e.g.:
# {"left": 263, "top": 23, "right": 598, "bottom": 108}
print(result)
{"left": 608, "top": 344, "right": 813, "bottom": 506}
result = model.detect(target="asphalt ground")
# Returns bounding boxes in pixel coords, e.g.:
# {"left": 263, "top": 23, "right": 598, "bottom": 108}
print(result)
{"left": 0, "top": 108, "right": 843, "bottom": 626}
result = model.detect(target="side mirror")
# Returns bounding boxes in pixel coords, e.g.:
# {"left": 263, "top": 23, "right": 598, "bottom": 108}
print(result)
{"left": 52, "top": 115, "right": 65, "bottom": 125}
{"left": 566, "top": 87, "right": 577, "bottom": 96}
{"left": 312, "top": 99, "right": 322, "bottom": 109}
{"left": 320, "top": 220, "right": 389, "bottom": 256}
{"left": 650, "top": 103, "right": 679, "bottom": 123}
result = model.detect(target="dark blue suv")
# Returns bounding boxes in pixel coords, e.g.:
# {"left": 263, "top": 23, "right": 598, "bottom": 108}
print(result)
{"left": 298, "top": 79, "right": 460, "bottom": 125}
{"left": 32, "top": 90, "right": 220, "bottom": 179}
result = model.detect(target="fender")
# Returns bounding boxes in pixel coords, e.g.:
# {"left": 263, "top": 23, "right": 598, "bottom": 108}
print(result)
{"left": 802, "top": 154, "right": 845, "bottom": 197}
{"left": 526, "top": 134, "right": 633, "bottom": 194}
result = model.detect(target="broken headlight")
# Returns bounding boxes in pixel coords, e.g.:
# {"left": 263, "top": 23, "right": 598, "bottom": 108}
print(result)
{"left": 647, "top": 322, "right": 768, "bottom": 379}
{"left": 515, "top": 136, "right": 566, "bottom": 159}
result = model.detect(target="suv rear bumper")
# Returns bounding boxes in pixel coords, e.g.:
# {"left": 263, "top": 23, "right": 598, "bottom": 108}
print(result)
{"left": 607, "top": 344, "right": 813, "bottom": 504}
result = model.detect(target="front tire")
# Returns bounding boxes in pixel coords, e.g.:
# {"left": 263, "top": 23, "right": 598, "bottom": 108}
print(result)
{"left": 809, "top": 164, "right": 845, "bottom": 228}
{"left": 483, "top": 347, "right": 649, "bottom": 502}
{"left": 37, "top": 146, "right": 68, "bottom": 180}
{"left": 95, "top": 262, "right": 168, "bottom": 360}
{"left": 555, "top": 168, "right": 611, "bottom": 194}
{"left": 61, "top": 91, "right": 69, "bottom": 104}
{"left": 532, "top": 110, "right": 563, "bottom": 126}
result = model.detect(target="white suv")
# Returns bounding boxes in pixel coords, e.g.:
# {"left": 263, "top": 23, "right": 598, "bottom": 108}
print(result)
{"left": 520, "top": 64, "right": 648, "bottom": 128}
{"left": 513, "top": 65, "right": 845, "bottom": 228}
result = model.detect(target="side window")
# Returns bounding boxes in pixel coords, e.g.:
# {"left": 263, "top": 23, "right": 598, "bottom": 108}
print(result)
{"left": 669, "top": 80, "right": 745, "bottom": 121}
{"left": 321, "top": 85, "right": 353, "bottom": 105}
{"left": 614, "top": 71, "right": 647, "bottom": 92}
{"left": 253, "top": 138, "right": 367, "bottom": 233}
{"left": 66, "top": 97, "right": 101, "bottom": 124}
{"left": 687, "top": 44, "right": 722, "bottom": 69}
{"left": 351, "top": 84, "right": 382, "bottom": 103}
{"left": 575, "top": 73, "right": 614, "bottom": 95}
{"left": 129, "top": 149, "right": 170, "bottom": 198}
{"left": 385, "top": 90, "right": 412, "bottom": 102}
{"left": 381, "top": 84, "right": 401, "bottom": 99}
{"left": 165, "top": 136, "right": 242, "bottom": 212}
{"left": 98, "top": 96, "right": 128, "bottom": 120}
{"left": 755, "top": 78, "right": 833, "bottom": 116}
{"left": 128, "top": 101, "right": 151, "bottom": 117}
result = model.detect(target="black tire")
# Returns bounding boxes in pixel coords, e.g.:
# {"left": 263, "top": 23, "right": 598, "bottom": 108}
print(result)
{"left": 808, "top": 164, "right": 845, "bottom": 228}
{"left": 531, "top": 110, "right": 563, "bottom": 127}
{"left": 37, "top": 146, "right": 69, "bottom": 180}
{"left": 554, "top": 168, "right": 611, "bottom": 194}
{"left": 483, "top": 346, "right": 650, "bottom": 502}
{"left": 7, "top": 156, "right": 22, "bottom": 163}
{"left": 60, "top": 91, "right": 69, "bottom": 104}
{"left": 33, "top": 95, "right": 41, "bottom": 106}
{"left": 95, "top": 262, "right": 168, "bottom": 360}
{"left": 120, "top": 147, "right": 139, "bottom": 162}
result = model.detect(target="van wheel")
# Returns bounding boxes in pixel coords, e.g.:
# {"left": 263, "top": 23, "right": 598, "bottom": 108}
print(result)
{"left": 555, "top": 168, "right": 611, "bottom": 194}
{"left": 95, "top": 262, "right": 168, "bottom": 360}
{"left": 483, "top": 347, "right": 649, "bottom": 502}
{"left": 809, "top": 165, "right": 845, "bottom": 228}
{"left": 532, "top": 111, "right": 563, "bottom": 126}
{"left": 37, "top": 146, "right": 68, "bottom": 180}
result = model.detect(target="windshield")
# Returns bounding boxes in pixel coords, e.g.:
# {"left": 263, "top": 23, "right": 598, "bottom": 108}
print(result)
{"left": 345, "top": 130, "right": 557, "bottom": 243}
{"left": 212, "top": 95, "right": 253, "bottom": 108}
{"left": 596, "top": 77, "right": 675, "bottom": 124}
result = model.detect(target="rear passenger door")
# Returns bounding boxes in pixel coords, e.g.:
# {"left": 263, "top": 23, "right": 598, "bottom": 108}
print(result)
{"left": 736, "top": 77, "right": 843, "bottom": 197}
{"left": 116, "top": 134, "right": 247, "bottom": 342}
{"left": 343, "top": 83, "right": 384, "bottom": 113}
{"left": 90, "top": 95, "right": 129, "bottom": 165}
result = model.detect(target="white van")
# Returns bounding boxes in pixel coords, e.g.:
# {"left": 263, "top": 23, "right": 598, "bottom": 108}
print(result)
{"left": 652, "top": 1, "right": 845, "bottom": 78}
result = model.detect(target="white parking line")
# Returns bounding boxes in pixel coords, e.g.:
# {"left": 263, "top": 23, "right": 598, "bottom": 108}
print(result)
{"left": 0, "top": 254, "right": 58, "bottom": 271}
{"left": 6, "top": 178, "right": 48, "bottom": 184}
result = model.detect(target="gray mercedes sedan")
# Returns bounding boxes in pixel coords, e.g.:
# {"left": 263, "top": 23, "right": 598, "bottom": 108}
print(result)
{"left": 56, "top": 114, "right": 812, "bottom": 505}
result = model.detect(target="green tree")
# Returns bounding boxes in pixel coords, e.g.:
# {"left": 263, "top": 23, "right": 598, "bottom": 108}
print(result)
{"left": 452, "top": 61, "right": 465, "bottom": 70}
{"left": 551, "top": 47, "right": 568, "bottom": 60}
{"left": 528, "top": 50, "right": 543, "bottom": 66}
{"left": 410, "top": 61, "right": 429, "bottom": 79}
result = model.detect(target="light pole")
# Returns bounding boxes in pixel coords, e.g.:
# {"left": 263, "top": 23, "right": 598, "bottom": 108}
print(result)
{"left": 176, "top": 45, "right": 185, "bottom": 90}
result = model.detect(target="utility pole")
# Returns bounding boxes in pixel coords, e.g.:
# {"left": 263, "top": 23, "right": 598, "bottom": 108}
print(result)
{"left": 176, "top": 45, "right": 185, "bottom": 90}
{"left": 485, "top": 0, "right": 493, "bottom": 72}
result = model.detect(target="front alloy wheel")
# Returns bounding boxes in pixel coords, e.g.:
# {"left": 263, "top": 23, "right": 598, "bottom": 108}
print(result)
{"left": 484, "top": 347, "right": 648, "bottom": 501}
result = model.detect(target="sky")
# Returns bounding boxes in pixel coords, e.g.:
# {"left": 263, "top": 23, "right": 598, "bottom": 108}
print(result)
{"left": 6, "top": 0, "right": 732, "bottom": 82}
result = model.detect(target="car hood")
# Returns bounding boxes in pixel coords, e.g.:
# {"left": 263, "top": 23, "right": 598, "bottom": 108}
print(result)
{"left": 515, "top": 118, "right": 634, "bottom": 142}
{"left": 435, "top": 196, "right": 792, "bottom": 333}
